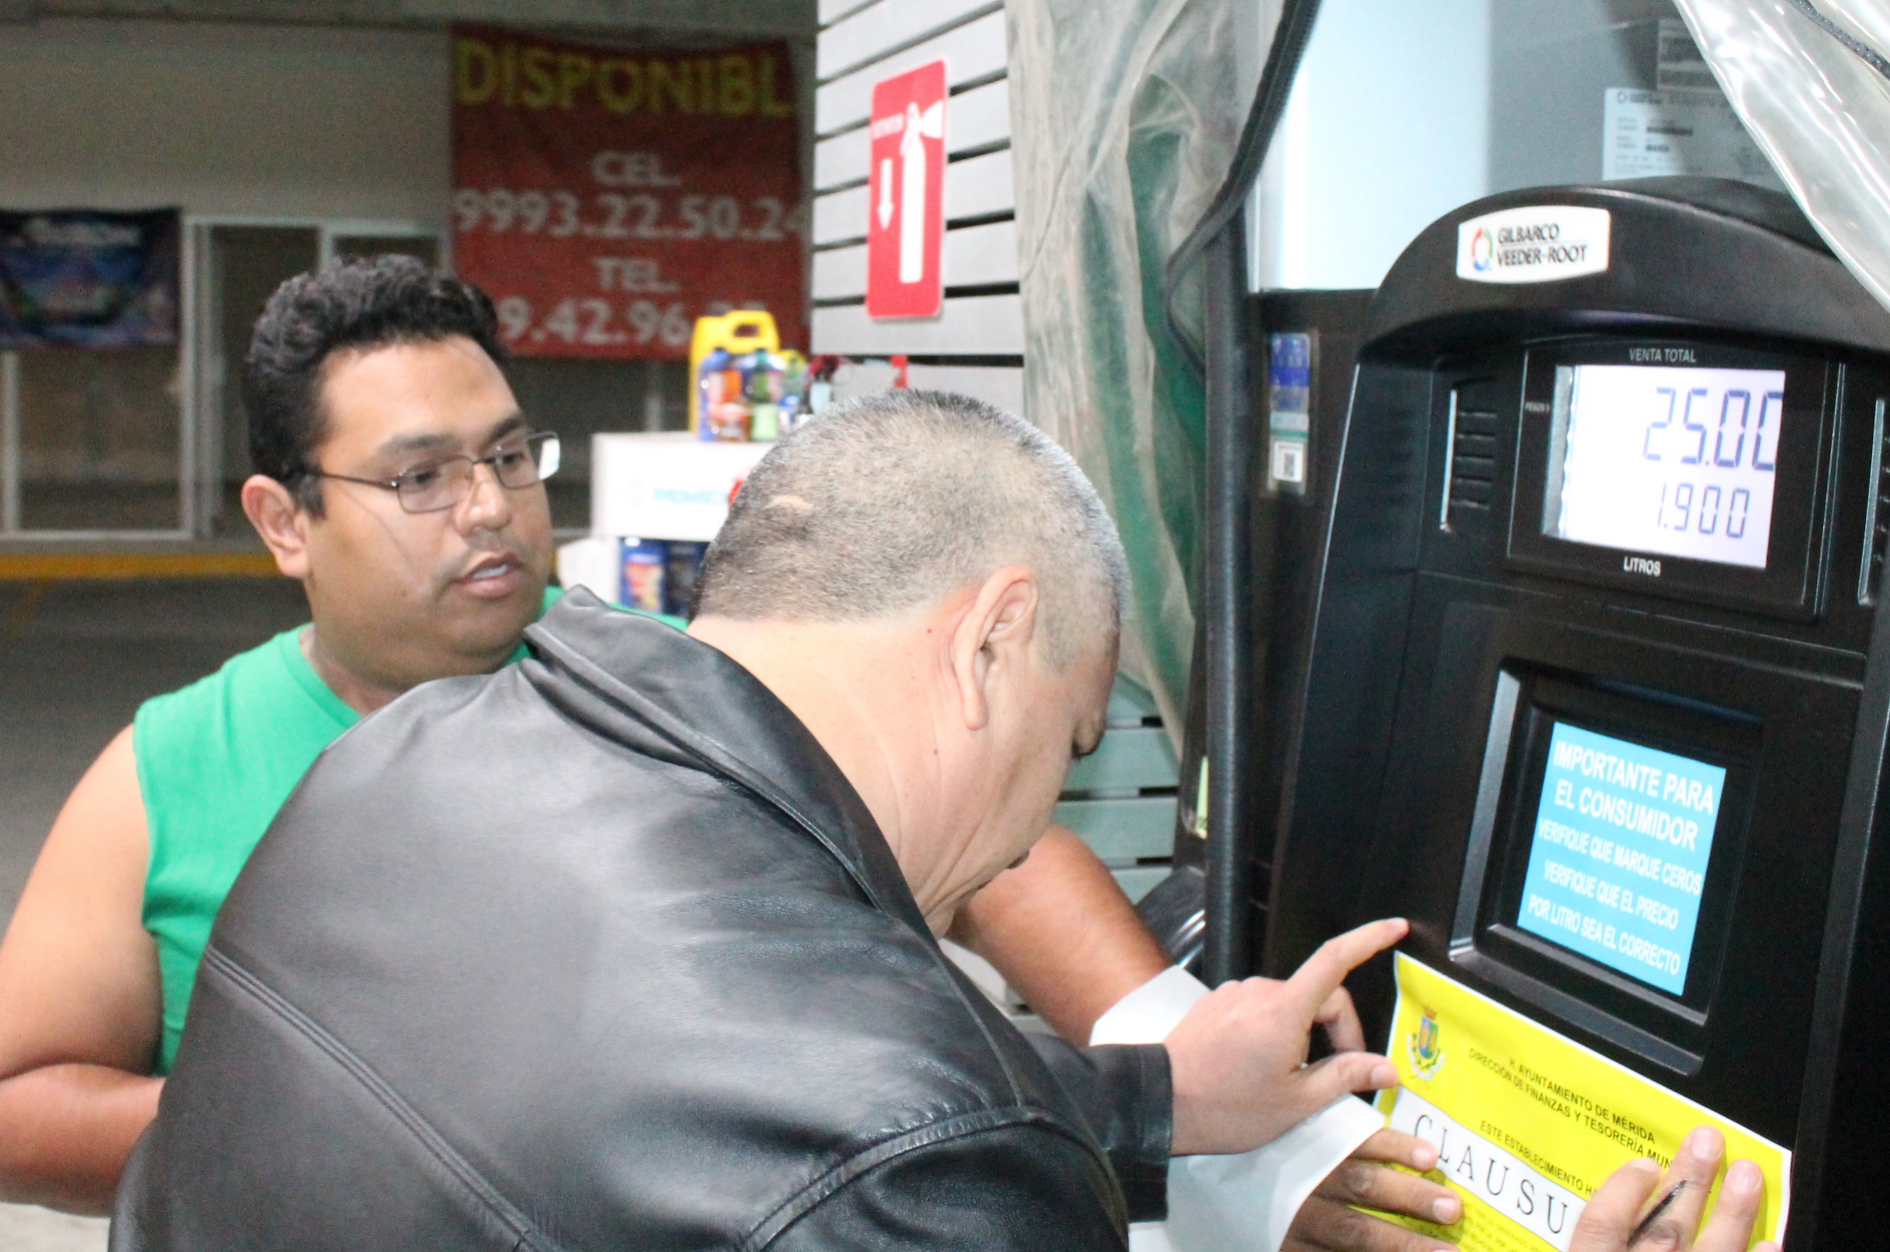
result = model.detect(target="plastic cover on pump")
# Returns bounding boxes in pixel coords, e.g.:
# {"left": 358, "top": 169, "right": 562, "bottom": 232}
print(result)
{"left": 1007, "top": 0, "right": 1273, "bottom": 736}
{"left": 1676, "top": 0, "right": 1890, "bottom": 315}
{"left": 1012, "top": 12, "right": 1388, "bottom": 1251}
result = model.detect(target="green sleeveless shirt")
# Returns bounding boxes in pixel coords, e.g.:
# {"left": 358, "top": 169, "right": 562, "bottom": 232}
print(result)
{"left": 133, "top": 589, "right": 680, "bottom": 1074}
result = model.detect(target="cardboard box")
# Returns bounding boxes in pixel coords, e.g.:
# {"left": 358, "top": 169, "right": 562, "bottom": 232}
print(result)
{"left": 591, "top": 432, "right": 774, "bottom": 542}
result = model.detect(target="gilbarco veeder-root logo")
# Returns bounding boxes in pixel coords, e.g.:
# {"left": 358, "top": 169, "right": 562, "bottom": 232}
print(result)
{"left": 1468, "top": 227, "right": 1493, "bottom": 272}
{"left": 1456, "top": 205, "right": 1611, "bottom": 285}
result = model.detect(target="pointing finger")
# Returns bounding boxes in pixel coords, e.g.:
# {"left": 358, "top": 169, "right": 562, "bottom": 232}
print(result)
{"left": 1286, "top": 919, "right": 1409, "bottom": 1021}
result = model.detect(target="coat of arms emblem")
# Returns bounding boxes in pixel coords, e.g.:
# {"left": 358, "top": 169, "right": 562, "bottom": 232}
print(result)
{"left": 1408, "top": 1007, "right": 1445, "bottom": 1079}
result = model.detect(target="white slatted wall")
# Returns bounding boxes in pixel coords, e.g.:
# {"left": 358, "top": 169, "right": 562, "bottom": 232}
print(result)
{"left": 812, "top": 0, "right": 1023, "bottom": 416}
{"left": 814, "top": 2, "right": 1179, "bottom": 922}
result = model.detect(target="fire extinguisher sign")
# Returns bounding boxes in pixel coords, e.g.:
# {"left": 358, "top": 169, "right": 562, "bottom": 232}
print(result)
{"left": 865, "top": 60, "right": 947, "bottom": 320}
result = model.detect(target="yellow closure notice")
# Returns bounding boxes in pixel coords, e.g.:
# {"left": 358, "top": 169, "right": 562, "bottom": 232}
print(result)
{"left": 1374, "top": 953, "right": 1788, "bottom": 1250}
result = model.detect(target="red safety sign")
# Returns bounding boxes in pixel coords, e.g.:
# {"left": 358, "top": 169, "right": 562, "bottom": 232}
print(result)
{"left": 451, "top": 25, "right": 805, "bottom": 359}
{"left": 865, "top": 61, "right": 947, "bottom": 320}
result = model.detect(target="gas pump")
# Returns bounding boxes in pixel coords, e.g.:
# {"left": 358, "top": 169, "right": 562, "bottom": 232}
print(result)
{"left": 1233, "top": 175, "right": 1890, "bottom": 1247}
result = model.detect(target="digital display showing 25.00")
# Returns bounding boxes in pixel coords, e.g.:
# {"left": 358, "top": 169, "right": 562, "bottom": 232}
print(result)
{"left": 1544, "top": 365, "right": 1785, "bottom": 569}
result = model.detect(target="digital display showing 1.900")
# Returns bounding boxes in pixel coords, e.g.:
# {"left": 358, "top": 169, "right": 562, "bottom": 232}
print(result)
{"left": 1544, "top": 365, "right": 1785, "bottom": 569}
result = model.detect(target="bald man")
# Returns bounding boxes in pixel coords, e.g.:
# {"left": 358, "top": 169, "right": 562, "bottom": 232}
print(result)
{"left": 117, "top": 393, "right": 1423, "bottom": 1250}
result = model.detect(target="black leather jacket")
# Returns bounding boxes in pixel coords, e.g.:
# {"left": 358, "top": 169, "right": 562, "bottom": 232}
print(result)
{"left": 113, "top": 592, "right": 1172, "bottom": 1251}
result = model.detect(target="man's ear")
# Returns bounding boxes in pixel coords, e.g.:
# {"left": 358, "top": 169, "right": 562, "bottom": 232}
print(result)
{"left": 949, "top": 566, "right": 1041, "bottom": 732}
{"left": 241, "top": 474, "right": 314, "bottom": 580}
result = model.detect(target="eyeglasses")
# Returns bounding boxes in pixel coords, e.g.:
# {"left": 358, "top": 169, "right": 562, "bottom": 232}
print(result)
{"left": 308, "top": 431, "right": 561, "bottom": 514}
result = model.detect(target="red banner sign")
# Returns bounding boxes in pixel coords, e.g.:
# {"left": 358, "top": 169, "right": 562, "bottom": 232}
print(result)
{"left": 865, "top": 61, "right": 947, "bottom": 320}
{"left": 451, "top": 26, "right": 805, "bottom": 359}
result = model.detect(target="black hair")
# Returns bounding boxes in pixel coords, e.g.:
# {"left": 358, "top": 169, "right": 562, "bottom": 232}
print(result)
{"left": 244, "top": 255, "right": 508, "bottom": 513}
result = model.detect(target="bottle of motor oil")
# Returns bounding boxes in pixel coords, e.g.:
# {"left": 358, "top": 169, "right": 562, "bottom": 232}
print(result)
{"left": 689, "top": 311, "right": 780, "bottom": 439}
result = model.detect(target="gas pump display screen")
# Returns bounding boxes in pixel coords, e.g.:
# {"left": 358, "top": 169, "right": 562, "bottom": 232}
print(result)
{"left": 1544, "top": 365, "right": 1785, "bottom": 569}
{"left": 1516, "top": 723, "right": 1724, "bottom": 994}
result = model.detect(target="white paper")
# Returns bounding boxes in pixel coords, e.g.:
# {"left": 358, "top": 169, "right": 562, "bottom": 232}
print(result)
{"left": 555, "top": 535, "right": 621, "bottom": 604}
{"left": 1601, "top": 88, "right": 1784, "bottom": 191}
{"left": 1656, "top": 17, "right": 1717, "bottom": 90}
{"left": 1091, "top": 967, "right": 1382, "bottom": 1252}
{"left": 1089, "top": 966, "right": 1213, "bottom": 1044}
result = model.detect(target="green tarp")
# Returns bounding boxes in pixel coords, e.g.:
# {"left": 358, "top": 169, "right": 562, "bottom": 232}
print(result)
{"left": 1009, "top": 0, "right": 1262, "bottom": 737}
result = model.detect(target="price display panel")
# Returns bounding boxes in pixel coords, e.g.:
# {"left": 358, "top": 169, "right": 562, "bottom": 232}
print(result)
{"left": 1546, "top": 365, "right": 1783, "bottom": 569}
{"left": 1508, "top": 343, "right": 1828, "bottom": 615}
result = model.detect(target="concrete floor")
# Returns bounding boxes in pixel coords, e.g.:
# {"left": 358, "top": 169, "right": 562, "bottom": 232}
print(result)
{"left": 0, "top": 577, "right": 310, "bottom": 1247}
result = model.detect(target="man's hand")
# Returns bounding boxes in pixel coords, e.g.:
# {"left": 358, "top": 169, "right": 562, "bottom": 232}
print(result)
{"left": 1165, "top": 918, "right": 1407, "bottom": 1156}
{"left": 1569, "top": 1126, "right": 1778, "bottom": 1252}
{"left": 1285, "top": 1129, "right": 1461, "bottom": 1252}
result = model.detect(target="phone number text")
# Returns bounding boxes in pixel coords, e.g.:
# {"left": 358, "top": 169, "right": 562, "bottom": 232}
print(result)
{"left": 496, "top": 295, "right": 707, "bottom": 349}
{"left": 455, "top": 188, "right": 799, "bottom": 243}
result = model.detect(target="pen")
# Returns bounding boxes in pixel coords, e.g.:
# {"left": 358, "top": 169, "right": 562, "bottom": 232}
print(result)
{"left": 1627, "top": 1180, "right": 1687, "bottom": 1248}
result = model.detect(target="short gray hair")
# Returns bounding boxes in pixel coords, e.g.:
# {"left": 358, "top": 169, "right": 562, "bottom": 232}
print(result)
{"left": 694, "top": 390, "right": 1127, "bottom": 665}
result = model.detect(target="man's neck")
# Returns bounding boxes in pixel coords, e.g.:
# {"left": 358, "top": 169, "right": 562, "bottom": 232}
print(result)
{"left": 686, "top": 614, "right": 958, "bottom": 929}
{"left": 300, "top": 626, "right": 408, "bottom": 716}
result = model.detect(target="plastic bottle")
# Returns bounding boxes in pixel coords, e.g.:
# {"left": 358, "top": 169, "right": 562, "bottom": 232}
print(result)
{"left": 689, "top": 311, "right": 780, "bottom": 439}
{"left": 619, "top": 539, "right": 668, "bottom": 612}
{"left": 746, "top": 350, "right": 786, "bottom": 441}
{"left": 695, "top": 348, "right": 732, "bottom": 442}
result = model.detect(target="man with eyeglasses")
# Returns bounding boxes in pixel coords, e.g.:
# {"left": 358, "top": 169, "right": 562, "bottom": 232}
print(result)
{"left": 0, "top": 257, "right": 1193, "bottom": 1219}
{"left": 0, "top": 259, "right": 584, "bottom": 1215}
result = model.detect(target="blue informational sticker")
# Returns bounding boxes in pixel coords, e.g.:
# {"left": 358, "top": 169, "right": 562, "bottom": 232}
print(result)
{"left": 1268, "top": 332, "right": 1312, "bottom": 431}
{"left": 1517, "top": 723, "right": 1725, "bottom": 994}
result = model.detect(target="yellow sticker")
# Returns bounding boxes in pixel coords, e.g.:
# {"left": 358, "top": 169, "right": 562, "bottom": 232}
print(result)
{"left": 1376, "top": 953, "right": 1789, "bottom": 1250}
